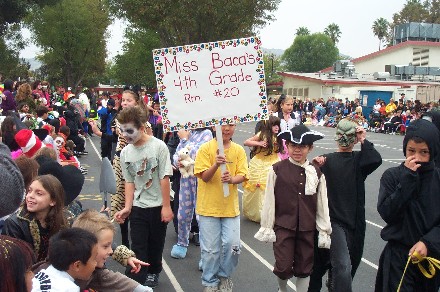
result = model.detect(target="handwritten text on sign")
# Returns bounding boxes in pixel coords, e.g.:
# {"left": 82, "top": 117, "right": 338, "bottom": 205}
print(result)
{"left": 153, "top": 37, "right": 267, "bottom": 132}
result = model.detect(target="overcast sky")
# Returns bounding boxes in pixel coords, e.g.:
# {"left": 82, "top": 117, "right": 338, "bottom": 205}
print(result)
{"left": 20, "top": 0, "right": 408, "bottom": 60}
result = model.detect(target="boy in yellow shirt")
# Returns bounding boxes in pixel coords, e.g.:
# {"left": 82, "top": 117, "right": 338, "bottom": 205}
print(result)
{"left": 195, "top": 124, "right": 248, "bottom": 292}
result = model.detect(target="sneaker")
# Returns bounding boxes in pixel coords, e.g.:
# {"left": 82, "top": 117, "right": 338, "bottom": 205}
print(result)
{"left": 145, "top": 273, "right": 159, "bottom": 288}
{"left": 203, "top": 286, "right": 220, "bottom": 292}
{"left": 192, "top": 232, "right": 200, "bottom": 246}
{"left": 170, "top": 244, "right": 187, "bottom": 259}
{"left": 218, "top": 277, "right": 233, "bottom": 292}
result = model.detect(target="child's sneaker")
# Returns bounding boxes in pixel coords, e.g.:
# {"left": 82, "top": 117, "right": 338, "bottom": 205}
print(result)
{"left": 145, "top": 273, "right": 159, "bottom": 288}
{"left": 170, "top": 244, "right": 187, "bottom": 259}
{"left": 218, "top": 277, "right": 233, "bottom": 292}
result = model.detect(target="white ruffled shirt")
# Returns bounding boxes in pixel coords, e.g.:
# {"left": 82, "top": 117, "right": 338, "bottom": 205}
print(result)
{"left": 254, "top": 158, "right": 332, "bottom": 249}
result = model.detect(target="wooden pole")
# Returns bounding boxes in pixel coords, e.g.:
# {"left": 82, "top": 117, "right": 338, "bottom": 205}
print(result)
{"left": 215, "top": 125, "right": 230, "bottom": 197}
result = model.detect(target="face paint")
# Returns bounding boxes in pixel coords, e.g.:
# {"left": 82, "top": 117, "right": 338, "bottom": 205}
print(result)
{"left": 120, "top": 123, "right": 141, "bottom": 144}
{"left": 54, "top": 137, "right": 65, "bottom": 151}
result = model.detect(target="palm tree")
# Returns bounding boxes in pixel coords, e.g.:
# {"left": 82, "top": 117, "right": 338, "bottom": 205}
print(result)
{"left": 324, "top": 23, "right": 341, "bottom": 44}
{"left": 296, "top": 26, "right": 310, "bottom": 36}
{"left": 372, "top": 17, "right": 389, "bottom": 51}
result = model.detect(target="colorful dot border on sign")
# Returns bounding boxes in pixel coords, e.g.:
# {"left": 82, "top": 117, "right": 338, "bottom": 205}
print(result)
{"left": 152, "top": 36, "right": 268, "bottom": 132}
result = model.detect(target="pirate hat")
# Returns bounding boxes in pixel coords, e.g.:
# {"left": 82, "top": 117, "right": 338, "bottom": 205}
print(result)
{"left": 278, "top": 124, "right": 324, "bottom": 145}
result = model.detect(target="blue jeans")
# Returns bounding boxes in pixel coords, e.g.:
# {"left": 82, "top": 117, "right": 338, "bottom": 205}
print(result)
{"left": 199, "top": 215, "right": 241, "bottom": 287}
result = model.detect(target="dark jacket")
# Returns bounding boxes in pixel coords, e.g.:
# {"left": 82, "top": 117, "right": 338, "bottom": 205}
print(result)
{"left": 64, "top": 109, "right": 83, "bottom": 136}
{"left": 2, "top": 208, "right": 43, "bottom": 258}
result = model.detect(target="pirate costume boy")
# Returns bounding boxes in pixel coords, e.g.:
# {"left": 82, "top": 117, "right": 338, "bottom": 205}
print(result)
{"left": 255, "top": 125, "right": 332, "bottom": 292}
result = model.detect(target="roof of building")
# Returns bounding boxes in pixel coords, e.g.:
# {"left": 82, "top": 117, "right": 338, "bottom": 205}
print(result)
{"left": 278, "top": 71, "right": 440, "bottom": 87}
{"left": 321, "top": 41, "right": 440, "bottom": 72}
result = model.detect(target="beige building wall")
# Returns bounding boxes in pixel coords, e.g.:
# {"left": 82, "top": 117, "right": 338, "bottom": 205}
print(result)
{"left": 355, "top": 45, "right": 440, "bottom": 74}
{"left": 355, "top": 47, "right": 413, "bottom": 73}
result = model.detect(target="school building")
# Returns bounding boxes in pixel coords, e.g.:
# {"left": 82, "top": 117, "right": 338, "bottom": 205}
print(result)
{"left": 278, "top": 39, "right": 440, "bottom": 115}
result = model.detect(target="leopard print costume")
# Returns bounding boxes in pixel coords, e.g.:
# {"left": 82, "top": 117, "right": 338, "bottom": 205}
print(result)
{"left": 112, "top": 244, "right": 136, "bottom": 266}
{"left": 111, "top": 120, "right": 127, "bottom": 217}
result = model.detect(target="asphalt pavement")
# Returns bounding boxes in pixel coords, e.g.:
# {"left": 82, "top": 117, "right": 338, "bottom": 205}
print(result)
{"left": 78, "top": 122, "right": 406, "bottom": 292}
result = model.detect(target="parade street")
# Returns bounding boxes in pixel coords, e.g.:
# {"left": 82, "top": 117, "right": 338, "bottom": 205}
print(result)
{"left": 79, "top": 122, "right": 405, "bottom": 292}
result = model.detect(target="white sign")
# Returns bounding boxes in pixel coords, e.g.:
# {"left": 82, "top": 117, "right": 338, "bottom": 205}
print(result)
{"left": 153, "top": 37, "right": 268, "bottom": 132}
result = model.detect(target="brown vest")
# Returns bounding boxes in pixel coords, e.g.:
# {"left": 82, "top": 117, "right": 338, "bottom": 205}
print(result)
{"left": 273, "top": 160, "right": 322, "bottom": 231}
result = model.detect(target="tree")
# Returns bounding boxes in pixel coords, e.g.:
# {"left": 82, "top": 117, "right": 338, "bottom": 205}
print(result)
{"left": 0, "top": 38, "right": 30, "bottom": 80}
{"left": 109, "top": 0, "right": 281, "bottom": 47}
{"left": 0, "top": 0, "right": 60, "bottom": 36}
{"left": 27, "top": 0, "right": 110, "bottom": 89}
{"left": 324, "top": 23, "right": 341, "bottom": 44}
{"left": 112, "top": 27, "right": 162, "bottom": 87}
{"left": 282, "top": 33, "right": 339, "bottom": 73}
{"left": 263, "top": 53, "right": 284, "bottom": 83}
{"left": 372, "top": 17, "right": 389, "bottom": 51}
{"left": 296, "top": 26, "right": 310, "bottom": 36}
{"left": 426, "top": 0, "right": 440, "bottom": 23}
{"left": 392, "top": 0, "right": 428, "bottom": 24}
{"left": 0, "top": 24, "right": 29, "bottom": 80}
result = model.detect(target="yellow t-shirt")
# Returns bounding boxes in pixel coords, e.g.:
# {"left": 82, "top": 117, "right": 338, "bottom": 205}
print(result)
{"left": 195, "top": 139, "right": 248, "bottom": 217}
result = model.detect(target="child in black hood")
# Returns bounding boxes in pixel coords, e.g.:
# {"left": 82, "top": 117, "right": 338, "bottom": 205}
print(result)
{"left": 375, "top": 119, "right": 440, "bottom": 291}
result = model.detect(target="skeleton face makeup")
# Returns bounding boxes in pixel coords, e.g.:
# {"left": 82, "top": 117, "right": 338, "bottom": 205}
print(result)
{"left": 120, "top": 123, "right": 142, "bottom": 144}
{"left": 54, "top": 137, "right": 65, "bottom": 151}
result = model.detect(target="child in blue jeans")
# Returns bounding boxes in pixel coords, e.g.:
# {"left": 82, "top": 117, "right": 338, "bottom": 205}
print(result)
{"left": 195, "top": 124, "right": 248, "bottom": 292}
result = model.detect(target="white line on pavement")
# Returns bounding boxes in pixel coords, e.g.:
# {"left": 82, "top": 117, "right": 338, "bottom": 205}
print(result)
{"left": 366, "top": 220, "right": 384, "bottom": 229}
{"left": 162, "top": 258, "right": 184, "bottom": 292}
{"left": 240, "top": 240, "right": 297, "bottom": 291}
{"left": 88, "top": 137, "right": 185, "bottom": 291}
{"left": 87, "top": 137, "right": 102, "bottom": 161}
{"left": 361, "top": 258, "right": 378, "bottom": 270}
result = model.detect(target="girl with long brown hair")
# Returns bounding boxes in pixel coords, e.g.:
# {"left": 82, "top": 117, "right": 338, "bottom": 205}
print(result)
{"left": 2, "top": 174, "right": 67, "bottom": 261}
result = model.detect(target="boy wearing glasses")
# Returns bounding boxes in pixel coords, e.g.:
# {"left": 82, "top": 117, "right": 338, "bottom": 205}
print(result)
{"left": 255, "top": 125, "right": 332, "bottom": 292}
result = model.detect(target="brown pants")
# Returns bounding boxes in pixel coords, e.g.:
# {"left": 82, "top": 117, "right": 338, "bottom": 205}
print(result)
{"left": 273, "top": 226, "right": 314, "bottom": 279}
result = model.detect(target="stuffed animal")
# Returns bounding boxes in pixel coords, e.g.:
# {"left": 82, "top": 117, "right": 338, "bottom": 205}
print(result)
{"left": 177, "top": 146, "right": 195, "bottom": 178}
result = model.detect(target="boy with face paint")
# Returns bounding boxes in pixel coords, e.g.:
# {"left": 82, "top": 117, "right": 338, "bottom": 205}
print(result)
{"left": 375, "top": 119, "right": 440, "bottom": 292}
{"left": 308, "top": 118, "right": 382, "bottom": 292}
{"left": 114, "top": 106, "right": 173, "bottom": 289}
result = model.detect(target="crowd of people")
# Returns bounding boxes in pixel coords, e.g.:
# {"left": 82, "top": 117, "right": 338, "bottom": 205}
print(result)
{"left": 1, "top": 78, "right": 440, "bottom": 292}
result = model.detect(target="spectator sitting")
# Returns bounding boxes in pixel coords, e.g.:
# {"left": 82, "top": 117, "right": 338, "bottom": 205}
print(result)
{"left": 32, "top": 228, "right": 98, "bottom": 292}
{"left": 62, "top": 107, "right": 87, "bottom": 155}
{"left": 383, "top": 111, "right": 402, "bottom": 134}
{"left": 385, "top": 98, "right": 397, "bottom": 115}
{"left": 0, "top": 235, "right": 36, "bottom": 291}
{"left": 1, "top": 116, "right": 20, "bottom": 152}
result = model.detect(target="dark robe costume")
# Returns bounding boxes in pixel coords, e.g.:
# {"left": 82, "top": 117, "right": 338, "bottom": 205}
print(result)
{"left": 375, "top": 119, "right": 440, "bottom": 292}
